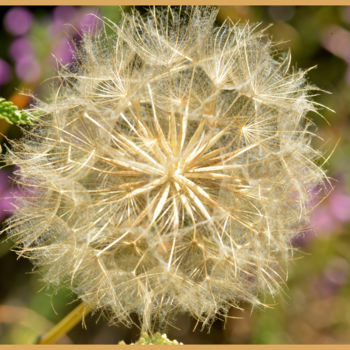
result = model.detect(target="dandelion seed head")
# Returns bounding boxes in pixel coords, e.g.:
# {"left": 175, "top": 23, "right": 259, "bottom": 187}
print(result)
{"left": 3, "top": 6, "right": 328, "bottom": 331}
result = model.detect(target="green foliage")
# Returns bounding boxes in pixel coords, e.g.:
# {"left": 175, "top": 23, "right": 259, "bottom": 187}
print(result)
{"left": 0, "top": 97, "right": 33, "bottom": 125}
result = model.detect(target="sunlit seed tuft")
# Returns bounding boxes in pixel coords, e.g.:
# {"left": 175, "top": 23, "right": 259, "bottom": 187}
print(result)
{"left": 3, "top": 6, "right": 328, "bottom": 331}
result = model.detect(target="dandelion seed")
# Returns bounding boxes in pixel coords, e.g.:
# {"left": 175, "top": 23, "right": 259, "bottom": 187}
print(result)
{"left": 3, "top": 6, "right": 328, "bottom": 331}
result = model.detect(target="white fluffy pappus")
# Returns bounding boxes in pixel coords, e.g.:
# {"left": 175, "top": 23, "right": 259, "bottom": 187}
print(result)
{"left": 3, "top": 6, "right": 329, "bottom": 332}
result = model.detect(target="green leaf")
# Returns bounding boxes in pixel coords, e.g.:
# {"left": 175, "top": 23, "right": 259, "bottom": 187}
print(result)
{"left": 0, "top": 97, "right": 33, "bottom": 125}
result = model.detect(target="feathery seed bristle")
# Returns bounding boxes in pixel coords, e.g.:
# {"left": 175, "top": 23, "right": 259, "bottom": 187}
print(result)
{"left": 3, "top": 6, "right": 328, "bottom": 331}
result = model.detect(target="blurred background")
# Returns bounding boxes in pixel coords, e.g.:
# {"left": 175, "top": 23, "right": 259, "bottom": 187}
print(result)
{"left": 0, "top": 6, "right": 349, "bottom": 344}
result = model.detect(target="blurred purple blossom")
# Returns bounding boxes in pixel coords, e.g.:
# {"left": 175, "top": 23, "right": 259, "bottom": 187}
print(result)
{"left": 293, "top": 179, "right": 350, "bottom": 247}
{"left": 312, "top": 258, "right": 348, "bottom": 298}
{"left": 50, "top": 6, "right": 78, "bottom": 36}
{"left": 310, "top": 206, "right": 338, "bottom": 233}
{"left": 329, "top": 191, "right": 350, "bottom": 222}
{"left": 321, "top": 25, "right": 350, "bottom": 84}
{"left": 291, "top": 230, "right": 316, "bottom": 247}
{"left": 77, "top": 8, "right": 101, "bottom": 34}
{"left": 53, "top": 6, "right": 77, "bottom": 23}
{"left": 15, "top": 56, "right": 41, "bottom": 83}
{"left": 9, "top": 37, "right": 34, "bottom": 62}
{"left": 9, "top": 37, "right": 40, "bottom": 83}
{"left": 49, "top": 7, "right": 101, "bottom": 66}
{"left": 0, "top": 58, "right": 12, "bottom": 85}
{"left": 3, "top": 7, "right": 33, "bottom": 36}
{"left": 0, "top": 171, "right": 20, "bottom": 221}
{"left": 51, "top": 39, "right": 75, "bottom": 65}
{"left": 322, "top": 25, "right": 350, "bottom": 63}
{"left": 310, "top": 184, "right": 350, "bottom": 235}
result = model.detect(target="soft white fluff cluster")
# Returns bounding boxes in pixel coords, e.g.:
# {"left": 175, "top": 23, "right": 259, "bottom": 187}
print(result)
{"left": 4, "top": 6, "right": 327, "bottom": 330}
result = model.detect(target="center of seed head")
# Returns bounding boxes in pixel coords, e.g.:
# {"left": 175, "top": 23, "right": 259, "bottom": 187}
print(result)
{"left": 166, "top": 157, "right": 183, "bottom": 180}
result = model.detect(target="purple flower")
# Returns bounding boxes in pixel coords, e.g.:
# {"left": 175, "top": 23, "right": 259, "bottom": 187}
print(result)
{"left": 291, "top": 230, "right": 316, "bottom": 247}
{"left": 329, "top": 191, "right": 350, "bottom": 222}
{"left": 0, "top": 171, "right": 20, "bottom": 221}
{"left": 50, "top": 6, "right": 78, "bottom": 36}
{"left": 293, "top": 179, "right": 350, "bottom": 247}
{"left": 3, "top": 7, "right": 33, "bottom": 36}
{"left": 9, "top": 37, "right": 34, "bottom": 62}
{"left": 53, "top": 6, "right": 77, "bottom": 22}
{"left": 51, "top": 39, "right": 75, "bottom": 65}
{"left": 0, "top": 59, "right": 12, "bottom": 85}
{"left": 0, "top": 171, "right": 9, "bottom": 194}
{"left": 312, "top": 258, "right": 348, "bottom": 298}
{"left": 322, "top": 25, "right": 350, "bottom": 64}
{"left": 309, "top": 182, "right": 350, "bottom": 235}
{"left": 15, "top": 56, "right": 41, "bottom": 83}
{"left": 310, "top": 206, "right": 338, "bottom": 233}
{"left": 77, "top": 8, "right": 101, "bottom": 34}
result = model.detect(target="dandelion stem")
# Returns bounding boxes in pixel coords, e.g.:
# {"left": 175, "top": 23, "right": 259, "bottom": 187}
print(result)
{"left": 36, "top": 302, "right": 91, "bottom": 344}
